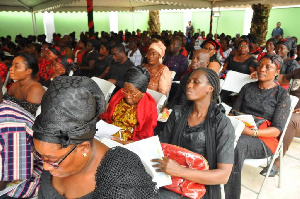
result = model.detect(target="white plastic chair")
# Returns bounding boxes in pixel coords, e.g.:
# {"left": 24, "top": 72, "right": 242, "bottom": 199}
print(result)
{"left": 170, "top": 71, "right": 176, "bottom": 81}
{"left": 242, "top": 95, "right": 299, "bottom": 198}
{"left": 221, "top": 70, "right": 257, "bottom": 94}
{"left": 91, "top": 77, "right": 116, "bottom": 103}
{"left": 146, "top": 88, "right": 167, "bottom": 114}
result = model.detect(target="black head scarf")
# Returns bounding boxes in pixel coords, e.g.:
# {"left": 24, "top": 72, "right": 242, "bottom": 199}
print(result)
{"left": 276, "top": 39, "right": 291, "bottom": 51}
{"left": 33, "top": 76, "right": 106, "bottom": 148}
{"left": 124, "top": 65, "right": 150, "bottom": 93}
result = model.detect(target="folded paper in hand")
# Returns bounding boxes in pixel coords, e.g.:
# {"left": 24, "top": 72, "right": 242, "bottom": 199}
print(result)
{"left": 230, "top": 115, "right": 257, "bottom": 129}
{"left": 99, "top": 136, "right": 172, "bottom": 188}
{"left": 95, "top": 120, "right": 121, "bottom": 139}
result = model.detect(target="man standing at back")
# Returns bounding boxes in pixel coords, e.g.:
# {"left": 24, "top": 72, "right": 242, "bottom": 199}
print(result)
{"left": 271, "top": 22, "right": 284, "bottom": 38}
{"left": 0, "top": 80, "right": 42, "bottom": 198}
{"left": 106, "top": 43, "right": 134, "bottom": 92}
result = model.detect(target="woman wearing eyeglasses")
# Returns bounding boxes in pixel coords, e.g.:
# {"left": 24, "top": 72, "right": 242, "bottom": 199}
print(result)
{"left": 221, "top": 39, "right": 258, "bottom": 75}
{"left": 144, "top": 40, "right": 171, "bottom": 96}
{"left": 100, "top": 65, "right": 158, "bottom": 144}
{"left": 201, "top": 39, "right": 221, "bottom": 73}
{"left": 32, "top": 76, "right": 157, "bottom": 198}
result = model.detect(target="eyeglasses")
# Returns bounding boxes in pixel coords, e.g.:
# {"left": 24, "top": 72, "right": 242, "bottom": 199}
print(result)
{"left": 121, "top": 88, "right": 140, "bottom": 98}
{"left": 31, "top": 144, "right": 78, "bottom": 169}
{"left": 239, "top": 44, "right": 248, "bottom": 48}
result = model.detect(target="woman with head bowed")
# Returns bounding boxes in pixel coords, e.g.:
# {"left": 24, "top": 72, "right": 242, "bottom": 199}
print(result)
{"left": 153, "top": 68, "right": 235, "bottom": 199}
{"left": 33, "top": 76, "right": 157, "bottom": 198}
{"left": 5, "top": 53, "right": 45, "bottom": 116}
{"left": 224, "top": 54, "right": 291, "bottom": 198}
{"left": 143, "top": 40, "right": 171, "bottom": 96}
{"left": 101, "top": 65, "right": 158, "bottom": 144}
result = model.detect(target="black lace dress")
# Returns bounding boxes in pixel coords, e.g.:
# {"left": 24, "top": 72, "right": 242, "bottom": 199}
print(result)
{"left": 281, "top": 59, "right": 300, "bottom": 74}
{"left": 3, "top": 93, "right": 40, "bottom": 116}
{"left": 225, "top": 54, "right": 258, "bottom": 75}
{"left": 38, "top": 147, "right": 157, "bottom": 199}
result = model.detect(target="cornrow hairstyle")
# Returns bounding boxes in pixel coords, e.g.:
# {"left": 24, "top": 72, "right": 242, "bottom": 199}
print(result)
{"left": 192, "top": 67, "right": 220, "bottom": 102}
{"left": 260, "top": 54, "right": 283, "bottom": 70}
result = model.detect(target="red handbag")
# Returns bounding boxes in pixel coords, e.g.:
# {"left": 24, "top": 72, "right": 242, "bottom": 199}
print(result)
{"left": 161, "top": 143, "right": 209, "bottom": 199}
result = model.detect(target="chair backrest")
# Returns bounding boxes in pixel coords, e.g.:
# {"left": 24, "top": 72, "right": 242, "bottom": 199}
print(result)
{"left": 91, "top": 77, "right": 116, "bottom": 103}
{"left": 228, "top": 116, "right": 245, "bottom": 148}
{"left": 170, "top": 71, "right": 176, "bottom": 81}
{"left": 146, "top": 88, "right": 167, "bottom": 113}
{"left": 222, "top": 70, "right": 257, "bottom": 93}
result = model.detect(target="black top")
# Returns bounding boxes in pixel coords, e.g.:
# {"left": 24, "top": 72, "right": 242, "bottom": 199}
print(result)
{"left": 3, "top": 93, "right": 39, "bottom": 116}
{"left": 166, "top": 72, "right": 191, "bottom": 109}
{"left": 210, "top": 54, "right": 221, "bottom": 66}
{"left": 286, "top": 68, "right": 300, "bottom": 108}
{"left": 81, "top": 50, "right": 100, "bottom": 76}
{"left": 38, "top": 147, "right": 157, "bottom": 199}
{"left": 225, "top": 54, "right": 258, "bottom": 74}
{"left": 160, "top": 104, "right": 235, "bottom": 164}
{"left": 89, "top": 55, "right": 114, "bottom": 77}
{"left": 231, "top": 82, "right": 291, "bottom": 132}
{"left": 281, "top": 59, "right": 300, "bottom": 74}
{"left": 105, "top": 59, "right": 134, "bottom": 88}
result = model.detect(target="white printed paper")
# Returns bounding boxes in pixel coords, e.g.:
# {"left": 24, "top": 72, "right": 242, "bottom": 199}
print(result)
{"left": 95, "top": 120, "right": 121, "bottom": 139}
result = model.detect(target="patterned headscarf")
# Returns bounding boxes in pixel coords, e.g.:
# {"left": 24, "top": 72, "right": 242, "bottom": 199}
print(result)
{"left": 48, "top": 45, "right": 66, "bottom": 56}
{"left": 148, "top": 40, "right": 166, "bottom": 63}
{"left": 33, "top": 76, "right": 106, "bottom": 147}
{"left": 56, "top": 55, "right": 77, "bottom": 75}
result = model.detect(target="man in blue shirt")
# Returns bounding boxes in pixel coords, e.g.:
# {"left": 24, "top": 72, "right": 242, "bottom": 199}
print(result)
{"left": 271, "top": 22, "right": 284, "bottom": 38}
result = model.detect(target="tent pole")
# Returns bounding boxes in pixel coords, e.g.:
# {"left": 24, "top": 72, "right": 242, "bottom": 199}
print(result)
{"left": 209, "top": 3, "right": 213, "bottom": 34}
{"left": 31, "top": 9, "right": 38, "bottom": 37}
{"left": 87, "top": 0, "right": 95, "bottom": 39}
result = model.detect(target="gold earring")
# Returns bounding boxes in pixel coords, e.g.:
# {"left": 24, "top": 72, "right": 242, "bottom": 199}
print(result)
{"left": 83, "top": 153, "right": 87, "bottom": 157}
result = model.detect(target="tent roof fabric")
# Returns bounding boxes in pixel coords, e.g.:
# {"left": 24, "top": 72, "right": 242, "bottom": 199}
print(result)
{"left": 0, "top": 0, "right": 300, "bottom": 12}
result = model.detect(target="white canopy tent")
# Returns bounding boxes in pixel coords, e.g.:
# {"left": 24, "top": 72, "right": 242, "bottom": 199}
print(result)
{"left": 1, "top": 0, "right": 300, "bottom": 12}
{"left": 1, "top": 0, "right": 299, "bottom": 37}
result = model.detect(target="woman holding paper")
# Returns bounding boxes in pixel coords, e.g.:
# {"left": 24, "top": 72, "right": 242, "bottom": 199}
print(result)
{"left": 224, "top": 54, "right": 291, "bottom": 198}
{"left": 100, "top": 65, "right": 158, "bottom": 144}
{"left": 153, "top": 68, "right": 235, "bottom": 199}
{"left": 32, "top": 76, "right": 157, "bottom": 198}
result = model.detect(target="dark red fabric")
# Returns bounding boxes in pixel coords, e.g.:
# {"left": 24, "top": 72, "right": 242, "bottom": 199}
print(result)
{"left": 181, "top": 47, "right": 188, "bottom": 57}
{"left": 38, "top": 58, "right": 53, "bottom": 81}
{"left": 257, "top": 118, "right": 278, "bottom": 154}
{"left": 0, "top": 62, "right": 8, "bottom": 84}
{"left": 100, "top": 90, "right": 157, "bottom": 141}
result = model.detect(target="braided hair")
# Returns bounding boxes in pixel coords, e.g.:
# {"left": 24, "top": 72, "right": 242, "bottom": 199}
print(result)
{"left": 192, "top": 67, "right": 220, "bottom": 102}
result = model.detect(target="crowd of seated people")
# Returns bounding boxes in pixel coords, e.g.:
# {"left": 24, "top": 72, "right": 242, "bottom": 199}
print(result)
{"left": 0, "top": 27, "right": 300, "bottom": 199}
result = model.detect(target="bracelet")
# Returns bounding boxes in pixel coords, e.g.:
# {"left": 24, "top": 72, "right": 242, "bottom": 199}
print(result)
{"left": 252, "top": 129, "right": 258, "bottom": 137}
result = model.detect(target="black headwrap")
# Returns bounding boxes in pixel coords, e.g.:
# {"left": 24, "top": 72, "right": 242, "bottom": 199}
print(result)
{"left": 33, "top": 76, "right": 106, "bottom": 148}
{"left": 89, "top": 39, "right": 101, "bottom": 51}
{"left": 56, "top": 55, "right": 77, "bottom": 75}
{"left": 124, "top": 65, "right": 150, "bottom": 93}
{"left": 276, "top": 39, "right": 291, "bottom": 51}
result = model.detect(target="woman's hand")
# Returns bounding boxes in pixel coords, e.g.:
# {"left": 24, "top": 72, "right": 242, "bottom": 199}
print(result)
{"left": 242, "top": 126, "right": 254, "bottom": 136}
{"left": 161, "top": 107, "right": 169, "bottom": 113}
{"left": 111, "top": 136, "right": 134, "bottom": 145}
{"left": 294, "top": 108, "right": 300, "bottom": 113}
{"left": 152, "top": 157, "right": 183, "bottom": 177}
{"left": 250, "top": 71, "right": 258, "bottom": 79}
